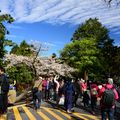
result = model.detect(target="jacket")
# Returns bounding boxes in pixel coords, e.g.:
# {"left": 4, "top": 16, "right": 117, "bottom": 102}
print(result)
{"left": 98, "top": 84, "right": 119, "bottom": 108}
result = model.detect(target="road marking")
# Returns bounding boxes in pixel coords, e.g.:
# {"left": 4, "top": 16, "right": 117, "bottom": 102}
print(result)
{"left": 42, "top": 107, "right": 64, "bottom": 120}
{"left": 80, "top": 113, "right": 100, "bottom": 120}
{"left": 22, "top": 106, "right": 36, "bottom": 120}
{"left": 72, "top": 112, "right": 88, "bottom": 120}
{"left": 50, "top": 108, "right": 75, "bottom": 120}
{"left": 37, "top": 111, "right": 51, "bottom": 120}
{"left": 9, "top": 104, "right": 101, "bottom": 120}
{"left": 13, "top": 107, "right": 22, "bottom": 120}
{"left": 8, "top": 104, "right": 26, "bottom": 110}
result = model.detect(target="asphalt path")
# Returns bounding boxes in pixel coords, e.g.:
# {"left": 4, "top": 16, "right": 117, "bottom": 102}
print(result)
{"left": 7, "top": 101, "right": 101, "bottom": 120}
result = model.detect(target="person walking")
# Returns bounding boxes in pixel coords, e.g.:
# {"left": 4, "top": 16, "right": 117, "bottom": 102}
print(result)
{"left": 42, "top": 77, "right": 47, "bottom": 101}
{"left": 80, "top": 79, "right": 87, "bottom": 95}
{"left": 73, "top": 79, "right": 80, "bottom": 106}
{"left": 90, "top": 81, "right": 98, "bottom": 114}
{"left": 32, "top": 76, "right": 42, "bottom": 111}
{"left": 83, "top": 90, "right": 90, "bottom": 107}
{"left": 97, "top": 78, "right": 119, "bottom": 120}
{"left": 53, "top": 75, "right": 60, "bottom": 105}
{"left": 64, "top": 78, "right": 75, "bottom": 113}
{"left": 45, "top": 77, "right": 53, "bottom": 101}
{"left": 0, "top": 66, "right": 9, "bottom": 118}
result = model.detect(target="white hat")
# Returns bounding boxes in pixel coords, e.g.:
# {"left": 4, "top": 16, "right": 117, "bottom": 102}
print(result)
{"left": 108, "top": 78, "right": 113, "bottom": 84}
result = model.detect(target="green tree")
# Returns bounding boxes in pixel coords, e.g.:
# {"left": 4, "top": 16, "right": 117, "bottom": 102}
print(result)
{"left": 99, "top": 39, "right": 116, "bottom": 77}
{"left": 60, "top": 38, "right": 100, "bottom": 78}
{"left": 112, "top": 46, "right": 120, "bottom": 77}
{"left": 60, "top": 18, "right": 115, "bottom": 80}
{"left": 10, "top": 44, "right": 19, "bottom": 54}
{"left": 10, "top": 40, "right": 34, "bottom": 56}
{"left": 71, "top": 18, "right": 109, "bottom": 47}
{"left": 6, "top": 63, "right": 35, "bottom": 89}
{"left": 0, "top": 11, "right": 14, "bottom": 64}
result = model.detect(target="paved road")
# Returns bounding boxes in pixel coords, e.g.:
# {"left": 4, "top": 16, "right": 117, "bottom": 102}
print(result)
{"left": 6, "top": 102, "right": 101, "bottom": 120}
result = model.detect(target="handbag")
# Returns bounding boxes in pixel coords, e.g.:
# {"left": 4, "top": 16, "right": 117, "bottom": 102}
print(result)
{"left": 58, "top": 96, "right": 65, "bottom": 105}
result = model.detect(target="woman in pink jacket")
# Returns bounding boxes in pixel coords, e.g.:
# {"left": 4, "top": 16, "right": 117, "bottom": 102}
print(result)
{"left": 97, "top": 78, "right": 119, "bottom": 120}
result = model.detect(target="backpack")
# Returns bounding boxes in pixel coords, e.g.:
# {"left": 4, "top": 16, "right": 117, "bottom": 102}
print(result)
{"left": 102, "top": 88, "right": 115, "bottom": 107}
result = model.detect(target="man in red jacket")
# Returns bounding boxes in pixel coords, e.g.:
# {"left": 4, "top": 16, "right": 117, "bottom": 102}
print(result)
{"left": 97, "top": 78, "right": 119, "bottom": 120}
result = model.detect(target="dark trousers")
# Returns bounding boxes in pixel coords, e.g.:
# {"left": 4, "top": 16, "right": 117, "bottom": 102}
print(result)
{"left": 91, "top": 96, "right": 97, "bottom": 111}
{"left": 65, "top": 92, "right": 73, "bottom": 111}
{"left": 45, "top": 89, "right": 50, "bottom": 100}
{"left": 74, "top": 93, "right": 79, "bottom": 106}
{"left": 101, "top": 107, "right": 115, "bottom": 120}
{"left": 49, "top": 89, "right": 54, "bottom": 100}
{"left": 42, "top": 89, "right": 45, "bottom": 100}
{"left": 83, "top": 100, "right": 89, "bottom": 107}
{"left": 54, "top": 91, "right": 59, "bottom": 105}
{"left": 33, "top": 91, "right": 41, "bottom": 110}
{"left": 0, "top": 94, "right": 8, "bottom": 114}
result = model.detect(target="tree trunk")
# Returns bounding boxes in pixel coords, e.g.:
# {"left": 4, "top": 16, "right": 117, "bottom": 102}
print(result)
{"left": 15, "top": 90, "right": 28, "bottom": 102}
{"left": 84, "top": 70, "right": 88, "bottom": 81}
{"left": 8, "top": 88, "right": 32, "bottom": 104}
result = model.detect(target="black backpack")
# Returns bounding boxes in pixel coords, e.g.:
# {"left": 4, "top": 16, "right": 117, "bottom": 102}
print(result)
{"left": 102, "top": 88, "right": 115, "bottom": 107}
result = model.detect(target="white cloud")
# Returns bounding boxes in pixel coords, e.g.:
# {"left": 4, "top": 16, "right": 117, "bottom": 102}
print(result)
{"left": 0, "top": 0, "right": 120, "bottom": 34}
{"left": 0, "top": 0, "right": 9, "bottom": 13}
{"left": 6, "top": 34, "right": 24, "bottom": 39}
{"left": 6, "top": 24, "right": 22, "bottom": 29}
{"left": 6, "top": 34, "right": 17, "bottom": 38}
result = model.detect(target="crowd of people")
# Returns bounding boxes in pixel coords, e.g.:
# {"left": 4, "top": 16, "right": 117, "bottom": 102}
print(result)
{"left": 33, "top": 75, "right": 119, "bottom": 120}
{"left": 0, "top": 65, "right": 120, "bottom": 120}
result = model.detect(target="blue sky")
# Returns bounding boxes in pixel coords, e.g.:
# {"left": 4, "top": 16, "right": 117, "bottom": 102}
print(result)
{"left": 6, "top": 22, "right": 77, "bottom": 56}
{"left": 0, "top": 0, "right": 120, "bottom": 56}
